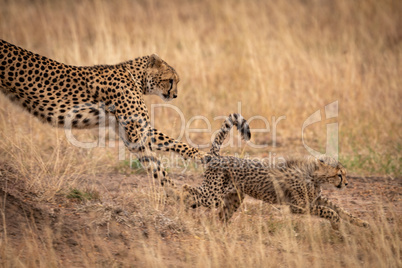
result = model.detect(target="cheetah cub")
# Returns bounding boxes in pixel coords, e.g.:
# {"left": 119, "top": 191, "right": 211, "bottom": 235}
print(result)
{"left": 183, "top": 113, "right": 369, "bottom": 229}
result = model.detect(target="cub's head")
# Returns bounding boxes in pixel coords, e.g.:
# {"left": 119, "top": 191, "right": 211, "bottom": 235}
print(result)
{"left": 314, "top": 156, "right": 348, "bottom": 189}
{"left": 145, "top": 54, "right": 180, "bottom": 101}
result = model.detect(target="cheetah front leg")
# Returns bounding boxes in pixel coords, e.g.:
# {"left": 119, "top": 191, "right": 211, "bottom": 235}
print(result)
{"left": 310, "top": 205, "right": 341, "bottom": 230}
{"left": 315, "top": 196, "right": 369, "bottom": 228}
{"left": 150, "top": 129, "right": 207, "bottom": 162}
{"left": 107, "top": 89, "right": 182, "bottom": 189}
{"left": 287, "top": 195, "right": 340, "bottom": 228}
{"left": 117, "top": 121, "right": 176, "bottom": 187}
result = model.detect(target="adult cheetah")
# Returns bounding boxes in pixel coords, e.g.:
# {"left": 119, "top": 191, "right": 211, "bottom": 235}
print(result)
{"left": 183, "top": 113, "right": 369, "bottom": 229}
{"left": 0, "top": 39, "right": 206, "bottom": 187}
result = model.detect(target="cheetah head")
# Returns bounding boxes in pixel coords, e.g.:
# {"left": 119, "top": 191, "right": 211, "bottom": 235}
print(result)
{"left": 314, "top": 156, "right": 348, "bottom": 189}
{"left": 145, "top": 54, "right": 180, "bottom": 101}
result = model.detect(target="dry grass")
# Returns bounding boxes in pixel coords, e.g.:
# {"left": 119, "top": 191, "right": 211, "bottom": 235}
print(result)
{"left": 0, "top": 172, "right": 400, "bottom": 267}
{"left": 0, "top": 0, "right": 401, "bottom": 267}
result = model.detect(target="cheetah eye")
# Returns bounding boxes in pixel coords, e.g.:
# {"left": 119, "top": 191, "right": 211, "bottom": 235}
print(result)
{"left": 338, "top": 174, "right": 342, "bottom": 178}
{"left": 169, "top": 79, "right": 173, "bottom": 89}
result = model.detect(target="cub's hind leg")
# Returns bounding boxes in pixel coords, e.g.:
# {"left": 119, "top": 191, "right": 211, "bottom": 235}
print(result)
{"left": 218, "top": 190, "right": 245, "bottom": 222}
{"left": 183, "top": 171, "right": 234, "bottom": 214}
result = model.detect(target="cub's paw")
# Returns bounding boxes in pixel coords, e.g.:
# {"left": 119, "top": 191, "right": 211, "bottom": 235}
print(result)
{"left": 352, "top": 218, "right": 370, "bottom": 228}
{"left": 361, "top": 220, "right": 370, "bottom": 228}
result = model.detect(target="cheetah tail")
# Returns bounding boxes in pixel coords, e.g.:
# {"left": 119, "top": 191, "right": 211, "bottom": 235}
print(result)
{"left": 210, "top": 113, "right": 250, "bottom": 156}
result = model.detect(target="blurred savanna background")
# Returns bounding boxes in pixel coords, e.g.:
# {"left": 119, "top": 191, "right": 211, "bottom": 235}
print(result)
{"left": 0, "top": 0, "right": 401, "bottom": 267}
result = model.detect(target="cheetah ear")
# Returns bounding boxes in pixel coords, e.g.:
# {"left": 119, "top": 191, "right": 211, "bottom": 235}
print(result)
{"left": 315, "top": 158, "right": 326, "bottom": 170}
{"left": 148, "top": 54, "right": 163, "bottom": 68}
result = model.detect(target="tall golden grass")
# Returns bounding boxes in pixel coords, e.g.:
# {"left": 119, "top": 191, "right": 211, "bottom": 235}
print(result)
{"left": 1, "top": 0, "right": 401, "bottom": 175}
{"left": 0, "top": 0, "right": 401, "bottom": 267}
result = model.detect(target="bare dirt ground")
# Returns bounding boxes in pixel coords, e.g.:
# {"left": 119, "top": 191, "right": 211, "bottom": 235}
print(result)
{"left": 0, "top": 161, "right": 401, "bottom": 266}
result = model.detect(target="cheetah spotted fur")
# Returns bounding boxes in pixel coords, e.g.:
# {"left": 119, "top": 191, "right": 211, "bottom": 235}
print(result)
{"left": 0, "top": 39, "right": 206, "bottom": 187}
